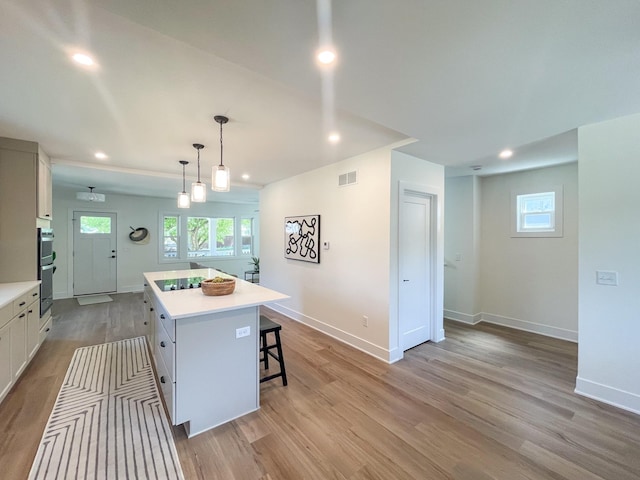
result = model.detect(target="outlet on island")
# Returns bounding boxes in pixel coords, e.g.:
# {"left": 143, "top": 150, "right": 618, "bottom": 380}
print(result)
{"left": 236, "top": 326, "right": 251, "bottom": 338}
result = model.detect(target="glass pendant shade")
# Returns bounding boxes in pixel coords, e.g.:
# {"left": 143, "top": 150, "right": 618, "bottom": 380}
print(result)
{"left": 212, "top": 115, "right": 230, "bottom": 192}
{"left": 191, "top": 181, "right": 207, "bottom": 202}
{"left": 177, "top": 160, "right": 190, "bottom": 208}
{"left": 177, "top": 191, "right": 190, "bottom": 208}
{"left": 212, "top": 165, "right": 230, "bottom": 192}
{"left": 190, "top": 143, "right": 206, "bottom": 202}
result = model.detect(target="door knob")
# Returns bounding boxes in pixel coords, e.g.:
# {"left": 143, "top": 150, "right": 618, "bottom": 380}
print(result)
{"left": 111, "top": 255, "right": 116, "bottom": 258}
{"left": 403, "top": 279, "right": 410, "bottom": 282}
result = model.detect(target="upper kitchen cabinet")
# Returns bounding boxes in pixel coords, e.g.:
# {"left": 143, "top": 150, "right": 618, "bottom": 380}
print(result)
{"left": 0, "top": 136, "right": 52, "bottom": 282}
{"left": 37, "top": 148, "right": 52, "bottom": 220}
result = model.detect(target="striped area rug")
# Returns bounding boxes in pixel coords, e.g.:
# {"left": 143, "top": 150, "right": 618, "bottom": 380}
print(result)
{"left": 29, "top": 337, "right": 184, "bottom": 480}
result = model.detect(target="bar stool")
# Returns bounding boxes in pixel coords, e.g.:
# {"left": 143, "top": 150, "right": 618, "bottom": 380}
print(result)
{"left": 259, "top": 315, "right": 288, "bottom": 386}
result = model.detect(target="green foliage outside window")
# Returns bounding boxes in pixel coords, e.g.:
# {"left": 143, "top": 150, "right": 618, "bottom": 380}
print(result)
{"left": 80, "top": 216, "right": 111, "bottom": 234}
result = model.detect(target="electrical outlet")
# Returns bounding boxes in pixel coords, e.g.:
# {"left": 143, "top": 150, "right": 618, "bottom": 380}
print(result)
{"left": 362, "top": 315, "right": 368, "bottom": 327}
{"left": 596, "top": 271, "right": 618, "bottom": 286}
{"left": 236, "top": 326, "right": 250, "bottom": 338}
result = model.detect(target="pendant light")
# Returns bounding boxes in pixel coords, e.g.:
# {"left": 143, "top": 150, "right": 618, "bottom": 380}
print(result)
{"left": 212, "top": 115, "right": 230, "bottom": 192}
{"left": 177, "top": 160, "right": 190, "bottom": 208}
{"left": 76, "top": 186, "right": 106, "bottom": 202}
{"left": 191, "top": 143, "right": 206, "bottom": 202}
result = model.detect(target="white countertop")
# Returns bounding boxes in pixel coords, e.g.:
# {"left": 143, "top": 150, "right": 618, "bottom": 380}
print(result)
{"left": 0, "top": 281, "right": 40, "bottom": 309}
{"left": 144, "top": 269, "right": 288, "bottom": 319}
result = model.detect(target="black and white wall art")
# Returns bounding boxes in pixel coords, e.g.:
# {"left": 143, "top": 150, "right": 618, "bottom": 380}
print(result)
{"left": 284, "top": 215, "right": 320, "bottom": 263}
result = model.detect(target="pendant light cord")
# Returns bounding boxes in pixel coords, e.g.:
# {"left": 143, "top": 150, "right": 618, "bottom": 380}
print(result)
{"left": 196, "top": 148, "right": 201, "bottom": 182}
{"left": 219, "top": 121, "right": 224, "bottom": 167}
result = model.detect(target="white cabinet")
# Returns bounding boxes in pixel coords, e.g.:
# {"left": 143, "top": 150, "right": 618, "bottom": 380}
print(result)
{"left": 0, "top": 136, "right": 52, "bottom": 283}
{"left": 147, "top": 285, "right": 259, "bottom": 438}
{"left": 10, "top": 310, "right": 27, "bottom": 381}
{"left": 27, "top": 298, "right": 40, "bottom": 359}
{"left": 0, "top": 282, "right": 44, "bottom": 404}
{"left": 0, "top": 322, "right": 12, "bottom": 400}
{"left": 37, "top": 150, "right": 52, "bottom": 220}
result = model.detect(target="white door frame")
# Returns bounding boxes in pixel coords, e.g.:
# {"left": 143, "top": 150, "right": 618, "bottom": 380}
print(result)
{"left": 397, "top": 181, "right": 442, "bottom": 353}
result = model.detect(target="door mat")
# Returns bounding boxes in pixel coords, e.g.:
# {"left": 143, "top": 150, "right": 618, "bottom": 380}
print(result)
{"left": 76, "top": 295, "right": 113, "bottom": 305}
{"left": 28, "top": 336, "right": 184, "bottom": 480}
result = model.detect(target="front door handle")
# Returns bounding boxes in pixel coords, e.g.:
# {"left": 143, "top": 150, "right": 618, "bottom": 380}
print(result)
{"left": 111, "top": 255, "right": 116, "bottom": 258}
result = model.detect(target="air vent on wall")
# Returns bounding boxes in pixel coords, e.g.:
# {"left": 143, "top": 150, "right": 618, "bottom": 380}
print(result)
{"left": 338, "top": 170, "right": 357, "bottom": 187}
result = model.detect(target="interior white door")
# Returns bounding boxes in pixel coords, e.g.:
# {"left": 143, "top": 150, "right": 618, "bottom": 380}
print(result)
{"left": 73, "top": 211, "right": 117, "bottom": 295}
{"left": 399, "top": 189, "right": 432, "bottom": 351}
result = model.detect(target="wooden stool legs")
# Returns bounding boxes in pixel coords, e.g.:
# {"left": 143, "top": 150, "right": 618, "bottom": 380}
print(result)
{"left": 259, "top": 315, "right": 288, "bottom": 386}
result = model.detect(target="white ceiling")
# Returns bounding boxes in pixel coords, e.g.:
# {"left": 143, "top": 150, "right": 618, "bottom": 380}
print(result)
{"left": 2, "top": 0, "right": 640, "bottom": 202}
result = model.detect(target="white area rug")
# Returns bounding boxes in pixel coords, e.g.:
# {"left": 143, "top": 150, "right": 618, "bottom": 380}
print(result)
{"left": 29, "top": 337, "right": 184, "bottom": 480}
{"left": 76, "top": 295, "right": 113, "bottom": 306}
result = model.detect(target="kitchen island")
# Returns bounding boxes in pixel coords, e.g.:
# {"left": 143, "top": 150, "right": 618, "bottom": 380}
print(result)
{"left": 143, "top": 268, "right": 288, "bottom": 438}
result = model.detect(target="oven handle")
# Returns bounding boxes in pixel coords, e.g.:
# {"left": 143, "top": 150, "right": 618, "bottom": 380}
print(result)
{"left": 41, "top": 264, "right": 55, "bottom": 271}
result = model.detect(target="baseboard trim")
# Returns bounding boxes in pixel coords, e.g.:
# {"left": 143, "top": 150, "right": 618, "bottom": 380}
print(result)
{"left": 268, "top": 303, "right": 393, "bottom": 364}
{"left": 444, "top": 311, "right": 578, "bottom": 343}
{"left": 575, "top": 376, "right": 640, "bottom": 416}
{"left": 444, "top": 309, "right": 481, "bottom": 325}
{"left": 482, "top": 312, "right": 578, "bottom": 342}
{"left": 54, "top": 285, "right": 144, "bottom": 300}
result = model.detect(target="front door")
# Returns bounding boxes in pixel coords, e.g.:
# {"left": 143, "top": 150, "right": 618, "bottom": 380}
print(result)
{"left": 398, "top": 187, "right": 433, "bottom": 351}
{"left": 73, "top": 211, "right": 117, "bottom": 295}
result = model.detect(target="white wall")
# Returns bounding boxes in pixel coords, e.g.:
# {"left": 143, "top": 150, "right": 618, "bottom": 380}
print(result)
{"left": 576, "top": 113, "right": 640, "bottom": 414}
{"left": 260, "top": 146, "right": 393, "bottom": 361}
{"left": 260, "top": 146, "right": 445, "bottom": 363}
{"left": 52, "top": 187, "right": 259, "bottom": 298}
{"left": 443, "top": 163, "right": 579, "bottom": 341}
{"left": 479, "top": 163, "right": 579, "bottom": 340}
{"left": 444, "top": 176, "right": 481, "bottom": 323}
{"left": 389, "top": 150, "right": 445, "bottom": 361}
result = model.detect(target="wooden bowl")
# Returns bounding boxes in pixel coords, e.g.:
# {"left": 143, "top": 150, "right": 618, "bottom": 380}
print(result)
{"left": 201, "top": 277, "right": 236, "bottom": 296}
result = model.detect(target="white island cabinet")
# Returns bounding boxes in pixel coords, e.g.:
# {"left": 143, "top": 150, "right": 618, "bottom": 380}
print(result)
{"left": 143, "top": 269, "right": 288, "bottom": 438}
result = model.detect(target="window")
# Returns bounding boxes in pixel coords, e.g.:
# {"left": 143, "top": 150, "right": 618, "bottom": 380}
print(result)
{"left": 187, "top": 217, "right": 235, "bottom": 257}
{"left": 511, "top": 186, "right": 563, "bottom": 237}
{"left": 160, "top": 213, "right": 253, "bottom": 261}
{"left": 80, "top": 215, "right": 111, "bottom": 234}
{"left": 163, "top": 215, "right": 179, "bottom": 258}
{"left": 241, "top": 218, "right": 254, "bottom": 255}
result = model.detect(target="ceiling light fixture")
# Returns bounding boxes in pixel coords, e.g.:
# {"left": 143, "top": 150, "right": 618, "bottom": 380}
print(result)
{"left": 191, "top": 143, "right": 206, "bottom": 202}
{"left": 317, "top": 49, "right": 336, "bottom": 65}
{"left": 499, "top": 149, "right": 513, "bottom": 159}
{"left": 242, "top": 174, "right": 250, "bottom": 181}
{"left": 76, "top": 186, "right": 105, "bottom": 202}
{"left": 94, "top": 151, "right": 108, "bottom": 160}
{"left": 72, "top": 53, "right": 95, "bottom": 66}
{"left": 178, "top": 160, "right": 190, "bottom": 208}
{"left": 328, "top": 132, "right": 340, "bottom": 143}
{"left": 212, "top": 115, "right": 230, "bottom": 192}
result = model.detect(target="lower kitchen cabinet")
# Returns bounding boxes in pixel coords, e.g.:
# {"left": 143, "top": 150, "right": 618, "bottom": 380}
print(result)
{"left": 0, "top": 282, "right": 46, "bottom": 404}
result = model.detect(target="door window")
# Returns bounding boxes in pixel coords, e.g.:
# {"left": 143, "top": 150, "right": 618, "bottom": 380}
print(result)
{"left": 80, "top": 215, "right": 112, "bottom": 234}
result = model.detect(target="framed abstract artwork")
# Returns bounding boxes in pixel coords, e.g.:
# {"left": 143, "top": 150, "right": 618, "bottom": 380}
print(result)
{"left": 284, "top": 215, "right": 320, "bottom": 263}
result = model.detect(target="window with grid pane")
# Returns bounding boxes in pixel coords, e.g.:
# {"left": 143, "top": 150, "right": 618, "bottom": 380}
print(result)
{"left": 511, "top": 186, "right": 563, "bottom": 238}
{"left": 187, "top": 217, "right": 235, "bottom": 257}
{"left": 163, "top": 215, "right": 179, "bottom": 258}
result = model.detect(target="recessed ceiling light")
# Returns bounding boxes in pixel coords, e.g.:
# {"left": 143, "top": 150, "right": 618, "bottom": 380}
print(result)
{"left": 317, "top": 49, "right": 336, "bottom": 65}
{"left": 328, "top": 132, "right": 340, "bottom": 143}
{"left": 94, "top": 151, "right": 108, "bottom": 160}
{"left": 242, "top": 174, "right": 250, "bottom": 180}
{"left": 499, "top": 149, "right": 513, "bottom": 159}
{"left": 72, "top": 53, "right": 95, "bottom": 66}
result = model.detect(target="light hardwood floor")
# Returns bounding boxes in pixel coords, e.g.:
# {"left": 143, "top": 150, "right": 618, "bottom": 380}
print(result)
{"left": 1, "top": 293, "right": 639, "bottom": 479}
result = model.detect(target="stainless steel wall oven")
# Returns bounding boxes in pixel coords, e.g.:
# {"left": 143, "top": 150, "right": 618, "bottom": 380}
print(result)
{"left": 37, "top": 228, "right": 54, "bottom": 316}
